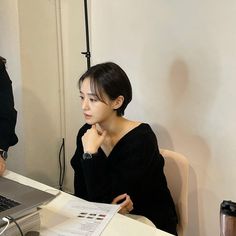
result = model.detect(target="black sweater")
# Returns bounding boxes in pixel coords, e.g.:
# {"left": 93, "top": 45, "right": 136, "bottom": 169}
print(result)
{"left": 0, "top": 60, "right": 18, "bottom": 151}
{"left": 71, "top": 123, "right": 177, "bottom": 234}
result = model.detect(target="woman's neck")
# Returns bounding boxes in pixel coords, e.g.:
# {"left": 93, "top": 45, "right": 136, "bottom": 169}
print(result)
{"left": 97, "top": 117, "right": 141, "bottom": 157}
{"left": 96, "top": 116, "right": 127, "bottom": 137}
{"left": 97, "top": 116, "right": 141, "bottom": 141}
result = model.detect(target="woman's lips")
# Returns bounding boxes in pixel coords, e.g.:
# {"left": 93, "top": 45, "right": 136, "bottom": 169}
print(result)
{"left": 84, "top": 113, "right": 92, "bottom": 119}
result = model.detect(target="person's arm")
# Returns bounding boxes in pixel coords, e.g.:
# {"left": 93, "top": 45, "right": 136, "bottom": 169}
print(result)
{"left": 0, "top": 59, "right": 18, "bottom": 176}
{"left": 0, "top": 115, "right": 16, "bottom": 175}
{"left": 71, "top": 124, "right": 113, "bottom": 203}
{"left": 0, "top": 59, "right": 18, "bottom": 152}
{"left": 71, "top": 125, "right": 89, "bottom": 199}
{"left": 0, "top": 112, "right": 18, "bottom": 151}
{"left": 0, "top": 150, "right": 6, "bottom": 176}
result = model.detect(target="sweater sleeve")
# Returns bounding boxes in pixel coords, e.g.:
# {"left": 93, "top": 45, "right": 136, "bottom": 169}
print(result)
{"left": 0, "top": 61, "right": 18, "bottom": 151}
{"left": 70, "top": 131, "right": 88, "bottom": 200}
{"left": 70, "top": 124, "right": 113, "bottom": 203}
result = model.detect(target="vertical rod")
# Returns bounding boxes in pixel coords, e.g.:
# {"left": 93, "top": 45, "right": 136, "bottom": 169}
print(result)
{"left": 55, "top": 0, "right": 66, "bottom": 190}
{"left": 82, "top": 0, "right": 91, "bottom": 69}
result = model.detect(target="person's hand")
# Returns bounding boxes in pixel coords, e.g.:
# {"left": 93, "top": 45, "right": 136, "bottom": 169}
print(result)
{"left": 82, "top": 125, "right": 107, "bottom": 154}
{"left": 112, "top": 193, "right": 134, "bottom": 214}
{"left": 0, "top": 157, "right": 6, "bottom": 176}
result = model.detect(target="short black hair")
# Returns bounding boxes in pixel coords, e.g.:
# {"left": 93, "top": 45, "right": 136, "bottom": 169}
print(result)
{"left": 79, "top": 62, "right": 132, "bottom": 116}
{"left": 0, "top": 56, "right": 6, "bottom": 64}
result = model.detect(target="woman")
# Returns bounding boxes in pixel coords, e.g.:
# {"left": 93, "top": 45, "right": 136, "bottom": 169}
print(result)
{"left": 71, "top": 62, "right": 178, "bottom": 235}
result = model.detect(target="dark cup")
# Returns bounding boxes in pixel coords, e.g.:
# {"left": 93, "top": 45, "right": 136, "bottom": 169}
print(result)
{"left": 220, "top": 200, "right": 236, "bottom": 236}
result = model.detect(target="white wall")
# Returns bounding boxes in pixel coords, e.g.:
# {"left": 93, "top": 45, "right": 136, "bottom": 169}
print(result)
{"left": 90, "top": 1, "right": 236, "bottom": 235}
{"left": 0, "top": 0, "right": 26, "bottom": 173}
{"left": 59, "top": 0, "right": 87, "bottom": 192}
{"left": 17, "top": 0, "right": 63, "bottom": 187}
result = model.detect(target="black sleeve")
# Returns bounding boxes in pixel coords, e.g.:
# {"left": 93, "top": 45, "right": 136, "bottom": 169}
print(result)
{"left": 80, "top": 152, "right": 112, "bottom": 203}
{"left": 70, "top": 124, "right": 112, "bottom": 203}
{"left": 71, "top": 125, "right": 88, "bottom": 199}
{"left": 0, "top": 60, "right": 18, "bottom": 151}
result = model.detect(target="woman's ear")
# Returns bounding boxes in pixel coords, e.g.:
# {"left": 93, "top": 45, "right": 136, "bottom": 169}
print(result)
{"left": 112, "top": 95, "right": 124, "bottom": 110}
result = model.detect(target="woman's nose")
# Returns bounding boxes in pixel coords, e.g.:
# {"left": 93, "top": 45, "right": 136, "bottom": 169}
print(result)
{"left": 82, "top": 98, "right": 89, "bottom": 110}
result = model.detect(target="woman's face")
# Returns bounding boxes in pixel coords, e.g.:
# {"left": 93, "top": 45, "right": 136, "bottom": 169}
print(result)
{"left": 79, "top": 78, "right": 116, "bottom": 125}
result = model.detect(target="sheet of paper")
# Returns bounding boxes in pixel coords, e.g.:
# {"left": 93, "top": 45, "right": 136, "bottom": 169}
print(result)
{"left": 40, "top": 198, "right": 120, "bottom": 236}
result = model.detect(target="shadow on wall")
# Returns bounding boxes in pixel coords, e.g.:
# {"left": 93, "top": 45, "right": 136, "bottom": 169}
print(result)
{"left": 151, "top": 122, "right": 200, "bottom": 236}
{"left": 168, "top": 59, "right": 189, "bottom": 102}
{"left": 21, "top": 87, "right": 61, "bottom": 188}
{"left": 7, "top": 86, "right": 27, "bottom": 174}
{"left": 151, "top": 123, "right": 174, "bottom": 150}
{"left": 165, "top": 57, "right": 220, "bottom": 236}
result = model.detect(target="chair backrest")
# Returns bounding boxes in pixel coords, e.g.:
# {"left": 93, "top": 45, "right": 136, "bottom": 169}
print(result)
{"left": 160, "top": 149, "right": 189, "bottom": 236}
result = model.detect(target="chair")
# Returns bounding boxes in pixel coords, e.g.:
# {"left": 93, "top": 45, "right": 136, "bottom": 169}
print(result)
{"left": 160, "top": 149, "right": 189, "bottom": 236}
{"left": 127, "top": 149, "right": 189, "bottom": 236}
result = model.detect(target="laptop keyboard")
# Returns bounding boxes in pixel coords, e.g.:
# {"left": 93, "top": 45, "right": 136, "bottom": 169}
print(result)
{"left": 0, "top": 195, "right": 20, "bottom": 212}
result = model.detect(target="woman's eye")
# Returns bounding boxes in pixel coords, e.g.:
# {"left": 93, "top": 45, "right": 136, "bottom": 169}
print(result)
{"left": 79, "top": 96, "right": 84, "bottom": 100}
{"left": 89, "top": 98, "right": 97, "bottom": 102}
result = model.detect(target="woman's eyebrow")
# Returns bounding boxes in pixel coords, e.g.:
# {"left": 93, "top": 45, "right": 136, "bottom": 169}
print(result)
{"left": 88, "top": 93, "right": 97, "bottom": 96}
{"left": 80, "top": 90, "right": 97, "bottom": 97}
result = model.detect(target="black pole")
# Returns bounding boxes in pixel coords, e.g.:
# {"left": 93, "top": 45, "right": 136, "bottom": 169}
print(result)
{"left": 81, "top": 0, "right": 91, "bottom": 69}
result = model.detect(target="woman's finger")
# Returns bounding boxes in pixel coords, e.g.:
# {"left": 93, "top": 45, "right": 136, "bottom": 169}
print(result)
{"left": 112, "top": 193, "right": 127, "bottom": 204}
{"left": 120, "top": 194, "right": 131, "bottom": 207}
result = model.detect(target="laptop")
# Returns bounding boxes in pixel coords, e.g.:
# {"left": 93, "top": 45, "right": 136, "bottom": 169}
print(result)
{"left": 0, "top": 176, "right": 56, "bottom": 225}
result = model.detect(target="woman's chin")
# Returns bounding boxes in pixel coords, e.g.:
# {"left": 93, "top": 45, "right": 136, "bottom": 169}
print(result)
{"left": 85, "top": 120, "right": 96, "bottom": 125}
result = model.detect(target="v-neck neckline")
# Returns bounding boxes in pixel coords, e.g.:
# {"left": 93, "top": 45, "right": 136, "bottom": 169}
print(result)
{"left": 101, "top": 123, "right": 145, "bottom": 158}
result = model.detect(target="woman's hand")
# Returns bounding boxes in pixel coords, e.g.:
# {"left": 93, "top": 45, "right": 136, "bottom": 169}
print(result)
{"left": 82, "top": 125, "right": 107, "bottom": 154}
{"left": 0, "top": 157, "right": 6, "bottom": 176}
{"left": 112, "top": 193, "right": 134, "bottom": 214}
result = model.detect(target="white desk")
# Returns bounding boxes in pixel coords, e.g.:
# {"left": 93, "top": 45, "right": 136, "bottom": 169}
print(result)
{"left": 4, "top": 170, "right": 173, "bottom": 236}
